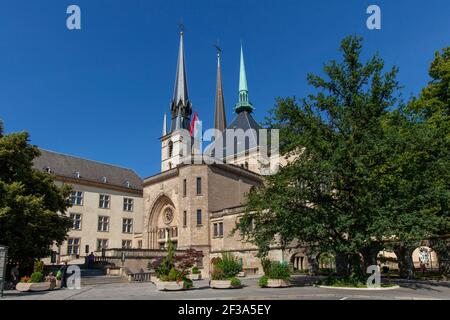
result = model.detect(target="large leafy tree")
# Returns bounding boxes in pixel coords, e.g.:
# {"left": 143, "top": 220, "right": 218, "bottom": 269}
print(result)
{"left": 404, "top": 47, "right": 450, "bottom": 275}
{"left": 235, "top": 36, "right": 400, "bottom": 277}
{"left": 0, "top": 120, "right": 72, "bottom": 273}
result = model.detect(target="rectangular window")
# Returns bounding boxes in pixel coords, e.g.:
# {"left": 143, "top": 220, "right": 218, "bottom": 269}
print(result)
{"left": 122, "top": 218, "right": 133, "bottom": 234}
{"left": 98, "top": 216, "right": 109, "bottom": 232}
{"left": 67, "top": 238, "right": 80, "bottom": 255}
{"left": 138, "top": 240, "right": 143, "bottom": 249}
{"left": 213, "top": 223, "right": 218, "bottom": 237}
{"left": 183, "top": 211, "right": 187, "bottom": 227}
{"left": 70, "top": 213, "right": 82, "bottom": 230}
{"left": 122, "top": 240, "right": 132, "bottom": 249}
{"left": 219, "top": 222, "right": 224, "bottom": 237}
{"left": 196, "top": 177, "right": 202, "bottom": 195}
{"left": 196, "top": 209, "right": 202, "bottom": 226}
{"left": 99, "top": 194, "right": 110, "bottom": 209}
{"left": 97, "top": 239, "right": 108, "bottom": 251}
{"left": 70, "top": 191, "right": 83, "bottom": 206}
{"left": 123, "top": 198, "right": 134, "bottom": 212}
{"left": 183, "top": 179, "right": 187, "bottom": 197}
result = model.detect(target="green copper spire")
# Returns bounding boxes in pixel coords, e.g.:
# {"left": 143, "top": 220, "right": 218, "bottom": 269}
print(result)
{"left": 235, "top": 44, "right": 253, "bottom": 113}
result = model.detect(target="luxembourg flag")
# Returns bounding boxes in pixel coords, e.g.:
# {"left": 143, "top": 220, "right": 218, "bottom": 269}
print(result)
{"left": 190, "top": 112, "right": 201, "bottom": 139}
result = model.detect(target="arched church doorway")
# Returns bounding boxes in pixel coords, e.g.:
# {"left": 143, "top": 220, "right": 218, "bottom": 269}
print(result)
{"left": 146, "top": 194, "right": 179, "bottom": 250}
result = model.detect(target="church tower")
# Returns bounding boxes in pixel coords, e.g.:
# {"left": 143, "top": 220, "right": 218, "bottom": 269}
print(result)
{"left": 161, "top": 31, "right": 193, "bottom": 172}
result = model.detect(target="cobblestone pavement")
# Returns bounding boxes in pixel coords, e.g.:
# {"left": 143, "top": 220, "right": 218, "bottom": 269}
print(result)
{"left": 2, "top": 276, "right": 450, "bottom": 300}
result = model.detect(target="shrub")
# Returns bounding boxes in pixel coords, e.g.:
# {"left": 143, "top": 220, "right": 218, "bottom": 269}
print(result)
{"left": 183, "top": 278, "right": 193, "bottom": 289}
{"left": 265, "top": 261, "right": 291, "bottom": 280}
{"left": 258, "top": 275, "right": 268, "bottom": 287}
{"left": 192, "top": 266, "right": 200, "bottom": 274}
{"left": 34, "top": 260, "right": 44, "bottom": 273}
{"left": 160, "top": 267, "right": 181, "bottom": 282}
{"left": 211, "top": 268, "right": 225, "bottom": 280}
{"left": 230, "top": 277, "right": 241, "bottom": 287}
{"left": 156, "top": 240, "right": 176, "bottom": 278}
{"left": 56, "top": 270, "right": 62, "bottom": 280}
{"left": 215, "top": 253, "right": 242, "bottom": 279}
{"left": 30, "top": 272, "right": 43, "bottom": 283}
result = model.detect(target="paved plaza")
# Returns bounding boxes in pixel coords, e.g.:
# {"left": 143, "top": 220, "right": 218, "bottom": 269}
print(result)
{"left": 2, "top": 276, "right": 450, "bottom": 300}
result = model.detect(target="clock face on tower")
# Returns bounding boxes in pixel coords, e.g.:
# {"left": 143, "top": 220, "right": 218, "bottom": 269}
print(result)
{"left": 163, "top": 207, "right": 174, "bottom": 225}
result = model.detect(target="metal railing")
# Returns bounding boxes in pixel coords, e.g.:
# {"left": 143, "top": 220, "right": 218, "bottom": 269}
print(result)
{"left": 128, "top": 272, "right": 153, "bottom": 282}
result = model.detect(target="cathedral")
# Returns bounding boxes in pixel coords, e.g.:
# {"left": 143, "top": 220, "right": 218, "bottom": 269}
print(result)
{"left": 140, "top": 31, "right": 286, "bottom": 276}
{"left": 37, "top": 31, "right": 301, "bottom": 277}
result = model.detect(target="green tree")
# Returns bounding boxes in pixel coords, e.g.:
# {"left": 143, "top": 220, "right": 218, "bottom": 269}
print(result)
{"left": 235, "top": 36, "right": 401, "bottom": 278}
{"left": 405, "top": 47, "right": 450, "bottom": 276}
{"left": 0, "top": 120, "right": 72, "bottom": 273}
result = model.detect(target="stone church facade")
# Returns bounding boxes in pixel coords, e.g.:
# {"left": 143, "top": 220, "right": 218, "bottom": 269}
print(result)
{"left": 140, "top": 31, "right": 288, "bottom": 276}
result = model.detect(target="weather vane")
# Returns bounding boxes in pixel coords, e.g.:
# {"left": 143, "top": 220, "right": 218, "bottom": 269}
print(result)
{"left": 179, "top": 18, "right": 185, "bottom": 34}
{"left": 214, "top": 39, "right": 222, "bottom": 55}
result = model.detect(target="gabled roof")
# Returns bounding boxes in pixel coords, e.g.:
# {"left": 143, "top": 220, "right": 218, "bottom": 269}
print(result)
{"left": 33, "top": 149, "right": 142, "bottom": 190}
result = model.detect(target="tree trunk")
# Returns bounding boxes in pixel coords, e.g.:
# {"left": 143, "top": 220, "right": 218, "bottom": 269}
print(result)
{"left": 360, "top": 243, "right": 381, "bottom": 272}
{"left": 335, "top": 252, "right": 350, "bottom": 277}
{"left": 393, "top": 244, "right": 414, "bottom": 279}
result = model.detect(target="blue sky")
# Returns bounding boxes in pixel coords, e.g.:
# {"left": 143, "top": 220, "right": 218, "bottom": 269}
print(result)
{"left": 1, "top": 0, "right": 449, "bottom": 178}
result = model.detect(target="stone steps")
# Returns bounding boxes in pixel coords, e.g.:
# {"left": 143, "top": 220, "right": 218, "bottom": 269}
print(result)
{"left": 81, "top": 275, "right": 128, "bottom": 286}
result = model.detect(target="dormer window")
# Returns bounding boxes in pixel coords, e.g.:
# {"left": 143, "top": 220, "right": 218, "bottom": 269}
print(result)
{"left": 74, "top": 171, "right": 80, "bottom": 178}
{"left": 45, "top": 167, "right": 52, "bottom": 173}
{"left": 125, "top": 181, "right": 130, "bottom": 188}
{"left": 102, "top": 176, "right": 107, "bottom": 183}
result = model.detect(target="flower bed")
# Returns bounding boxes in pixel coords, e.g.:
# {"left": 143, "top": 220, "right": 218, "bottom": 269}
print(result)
{"left": 16, "top": 260, "right": 60, "bottom": 292}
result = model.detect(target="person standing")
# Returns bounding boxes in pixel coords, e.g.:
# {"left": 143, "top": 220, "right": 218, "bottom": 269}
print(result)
{"left": 60, "top": 261, "right": 68, "bottom": 288}
{"left": 87, "top": 252, "right": 95, "bottom": 269}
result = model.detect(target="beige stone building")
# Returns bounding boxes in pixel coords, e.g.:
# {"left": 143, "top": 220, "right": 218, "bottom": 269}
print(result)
{"left": 34, "top": 149, "right": 144, "bottom": 263}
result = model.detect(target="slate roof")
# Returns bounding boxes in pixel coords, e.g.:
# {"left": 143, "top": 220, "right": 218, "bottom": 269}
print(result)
{"left": 204, "top": 111, "right": 262, "bottom": 159}
{"left": 33, "top": 149, "right": 142, "bottom": 190}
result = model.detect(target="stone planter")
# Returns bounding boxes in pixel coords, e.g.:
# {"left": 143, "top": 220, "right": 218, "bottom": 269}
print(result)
{"left": 210, "top": 280, "right": 241, "bottom": 289}
{"left": 16, "top": 282, "right": 52, "bottom": 292}
{"left": 266, "top": 279, "right": 290, "bottom": 288}
{"left": 156, "top": 281, "right": 186, "bottom": 291}
{"left": 150, "top": 275, "right": 160, "bottom": 284}
{"left": 188, "top": 273, "right": 201, "bottom": 280}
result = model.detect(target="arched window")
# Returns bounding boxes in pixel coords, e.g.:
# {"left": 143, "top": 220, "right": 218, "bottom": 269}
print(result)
{"left": 168, "top": 140, "right": 173, "bottom": 158}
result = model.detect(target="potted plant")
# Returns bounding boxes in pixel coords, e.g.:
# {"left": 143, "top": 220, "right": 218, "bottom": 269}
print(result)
{"left": 188, "top": 266, "right": 202, "bottom": 280}
{"left": 210, "top": 253, "right": 243, "bottom": 289}
{"left": 154, "top": 240, "right": 193, "bottom": 291}
{"left": 258, "top": 260, "right": 291, "bottom": 288}
{"left": 16, "top": 260, "right": 56, "bottom": 292}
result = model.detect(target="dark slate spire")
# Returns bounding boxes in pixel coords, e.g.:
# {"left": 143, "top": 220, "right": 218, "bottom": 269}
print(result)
{"left": 170, "top": 31, "right": 192, "bottom": 132}
{"left": 214, "top": 49, "right": 227, "bottom": 132}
